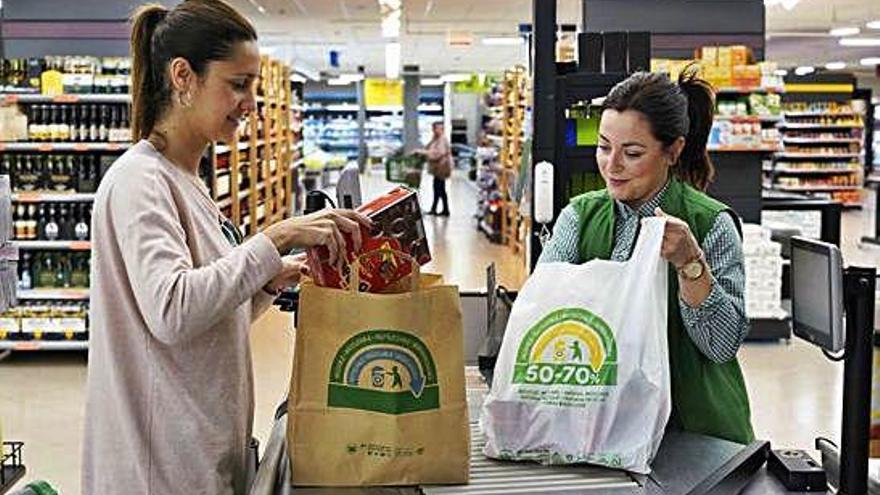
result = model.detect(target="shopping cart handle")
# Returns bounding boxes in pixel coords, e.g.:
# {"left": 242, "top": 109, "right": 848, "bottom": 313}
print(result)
{"left": 273, "top": 287, "right": 299, "bottom": 313}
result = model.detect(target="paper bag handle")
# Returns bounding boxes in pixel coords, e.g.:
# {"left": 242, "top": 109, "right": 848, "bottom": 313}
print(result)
{"left": 348, "top": 248, "right": 421, "bottom": 293}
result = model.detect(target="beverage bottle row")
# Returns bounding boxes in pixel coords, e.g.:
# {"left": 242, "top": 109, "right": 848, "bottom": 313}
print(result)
{"left": 13, "top": 202, "right": 92, "bottom": 241}
{"left": 25, "top": 103, "right": 131, "bottom": 142}
{"left": 1, "top": 154, "right": 103, "bottom": 193}
{"left": 17, "top": 251, "right": 90, "bottom": 290}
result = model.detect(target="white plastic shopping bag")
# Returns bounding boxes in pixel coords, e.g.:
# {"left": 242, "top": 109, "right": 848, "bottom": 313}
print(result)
{"left": 481, "top": 217, "right": 670, "bottom": 474}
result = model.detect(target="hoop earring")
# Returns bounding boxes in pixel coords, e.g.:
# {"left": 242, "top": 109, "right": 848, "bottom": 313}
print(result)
{"left": 177, "top": 91, "right": 192, "bottom": 108}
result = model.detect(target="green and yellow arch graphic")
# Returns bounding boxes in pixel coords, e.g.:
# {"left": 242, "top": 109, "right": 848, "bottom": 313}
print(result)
{"left": 513, "top": 307, "right": 617, "bottom": 386}
{"left": 328, "top": 329, "right": 439, "bottom": 415}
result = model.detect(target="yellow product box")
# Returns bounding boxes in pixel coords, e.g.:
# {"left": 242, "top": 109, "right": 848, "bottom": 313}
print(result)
{"left": 731, "top": 45, "right": 750, "bottom": 66}
{"left": 699, "top": 46, "right": 718, "bottom": 66}
{"left": 717, "top": 46, "right": 732, "bottom": 68}
{"left": 716, "top": 66, "right": 733, "bottom": 88}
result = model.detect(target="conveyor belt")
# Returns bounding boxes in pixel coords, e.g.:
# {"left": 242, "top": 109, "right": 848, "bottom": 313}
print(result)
{"left": 421, "top": 424, "right": 639, "bottom": 495}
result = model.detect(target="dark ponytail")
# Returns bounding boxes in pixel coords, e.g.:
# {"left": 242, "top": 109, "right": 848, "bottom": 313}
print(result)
{"left": 676, "top": 65, "right": 716, "bottom": 191}
{"left": 602, "top": 64, "right": 716, "bottom": 191}
{"left": 131, "top": 4, "right": 169, "bottom": 142}
{"left": 129, "top": 0, "right": 257, "bottom": 141}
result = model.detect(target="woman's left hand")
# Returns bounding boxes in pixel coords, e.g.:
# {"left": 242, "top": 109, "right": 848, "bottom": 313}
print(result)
{"left": 265, "top": 253, "right": 310, "bottom": 293}
{"left": 654, "top": 208, "right": 703, "bottom": 269}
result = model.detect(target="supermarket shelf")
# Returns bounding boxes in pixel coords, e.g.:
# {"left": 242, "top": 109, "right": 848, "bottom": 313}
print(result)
{"left": 17, "top": 288, "right": 90, "bottom": 300}
{"left": 1, "top": 93, "right": 130, "bottom": 104}
{"left": 767, "top": 167, "right": 862, "bottom": 175}
{"left": 708, "top": 144, "right": 781, "bottom": 152}
{"left": 775, "top": 152, "right": 861, "bottom": 159}
{"left": 782, "top": 137, "right": 862, "bottom": 145}
{"left": 716, "top": 86, "right": 784, "bottom": 95}
{"left": 778, "top": 123, "right": 864, "bottom": 130}
{"left": 784, "top": 111, "right": 861, "bottom": 118}
{"left": 714, "top": 115, "right": 782, "bottom": 122}
{"left": 0, "top": 339, "right": 88, "bottom": 351}
{"left": 0, "top": 142, "right": 130, "bottom": 152}
{"left": 775, "top": 185, "right": 862, "bottom": 192}
{"left": 215, "top": 141, "right": 256, "bottom": 154}
{"left": 11, "top": 192, "right": 95, "bottom": 203}
{"left": 15, "top": 240, "right": 91, "bottom": 250}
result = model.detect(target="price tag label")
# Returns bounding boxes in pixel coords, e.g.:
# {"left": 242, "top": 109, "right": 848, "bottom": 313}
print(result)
{"left": 37, "top": 144, "right": 53, "bottom": 152}
{"left": 53, "top": 94, "right": 79, "bottom": 104}
{"left": 69, "top": 241, "right": 91, "bottom": 251}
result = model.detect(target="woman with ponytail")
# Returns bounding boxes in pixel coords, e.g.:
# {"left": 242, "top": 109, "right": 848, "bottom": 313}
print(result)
{"left": 82, "top": 1, "right": 370, "bottom": 493}
{"left": 539, "top": 66, "right": 754, "bottom": 445}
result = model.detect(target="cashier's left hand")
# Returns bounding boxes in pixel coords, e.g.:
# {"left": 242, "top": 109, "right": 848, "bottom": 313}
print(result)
{"left": 654, "top": 208, "right": 703, "bottom": 269}
{"left": 265, "top": 253, "right": 310, "bottom": 293}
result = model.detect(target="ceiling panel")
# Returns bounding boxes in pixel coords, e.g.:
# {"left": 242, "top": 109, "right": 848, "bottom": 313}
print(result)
{"left": 231, "top": 0, "right": 880, "bottom": 78}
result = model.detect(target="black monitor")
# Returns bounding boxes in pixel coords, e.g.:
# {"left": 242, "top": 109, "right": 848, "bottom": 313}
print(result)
{"left": 790, "top": 236, "right": 845, "bottom": 352}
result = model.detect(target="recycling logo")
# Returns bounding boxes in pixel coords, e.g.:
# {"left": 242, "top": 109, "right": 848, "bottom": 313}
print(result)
{"left": 513, "top": 307, "right": 617, "bottom": 386}
{"left": 328, "top": 330, "right": 439, "bottom": 414}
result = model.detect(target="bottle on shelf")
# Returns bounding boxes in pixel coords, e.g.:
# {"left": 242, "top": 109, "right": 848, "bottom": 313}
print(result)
{"left": 43, "top": 204, "right": 59, "bottom": 241}
{"left": 18, "top": 253, "right": 33, "bottom": 290}
{"left": 89, "top": 105, "right": 99, "bottom": 142}
{"left": 78, "top": 105, "right": 89, "bottom": 142}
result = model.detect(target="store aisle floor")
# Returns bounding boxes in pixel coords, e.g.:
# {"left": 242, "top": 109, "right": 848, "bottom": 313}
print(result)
{"left": 0, "top": 172, "right": 878, "bottom": 493}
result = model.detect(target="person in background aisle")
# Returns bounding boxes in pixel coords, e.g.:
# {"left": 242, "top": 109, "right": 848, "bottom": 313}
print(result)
{"left": 415, "top": 121, "right": 453, "bottom": 216}
{"left": 539, "top": 67, "right": 755, "bottom": 445}
{"left": 81, "top": 1, "right": 371, "bottom": 494}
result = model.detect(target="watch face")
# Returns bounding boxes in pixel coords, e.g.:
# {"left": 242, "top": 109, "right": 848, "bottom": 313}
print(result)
{"left": 683, "top": 260, "right": 703, "bottom": 279}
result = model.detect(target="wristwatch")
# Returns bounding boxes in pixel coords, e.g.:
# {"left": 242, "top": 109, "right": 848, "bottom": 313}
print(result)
{"left": 678, "top": 254, "right": 706, "bottom": 281}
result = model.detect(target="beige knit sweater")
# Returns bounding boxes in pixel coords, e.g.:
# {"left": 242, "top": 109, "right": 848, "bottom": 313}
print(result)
{"left": 81, "top": 140, "right": 283, "bottom": 494}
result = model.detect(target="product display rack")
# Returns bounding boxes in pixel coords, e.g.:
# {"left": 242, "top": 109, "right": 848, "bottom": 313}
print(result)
{"left": 767, "top": 100, "right": 866, "bottom": 208}
{"left": 476, "top": 79, "right": 504, "bottom": 243}
{"left": 0, "top": 88, "right": 124, "bottom": 351}
{"left": 499, "top": 66, "right": 529, "bottom": 256}
{"left": 208, "top": 56, "right": 299, "bottom": 239}
{"left": 0, "top": 56, "right": 296, "bottom": 352}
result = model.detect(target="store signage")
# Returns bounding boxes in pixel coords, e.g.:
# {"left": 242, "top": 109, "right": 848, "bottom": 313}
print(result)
{"left": 364, "top": 78, "right": 403, "bottom": 107}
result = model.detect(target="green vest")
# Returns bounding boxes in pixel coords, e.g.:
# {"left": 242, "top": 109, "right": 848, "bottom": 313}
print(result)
{"left": 569, "top": 179, "right": 755, "bottom": 444}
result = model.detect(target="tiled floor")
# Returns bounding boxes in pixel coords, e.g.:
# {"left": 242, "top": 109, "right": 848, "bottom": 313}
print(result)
{"left": 0, "top": 169, "right": 877, "bottom": 494}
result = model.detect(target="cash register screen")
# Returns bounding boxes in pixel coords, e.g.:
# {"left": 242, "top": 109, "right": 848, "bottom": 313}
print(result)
{"left": 790, "top": 237, "right": 844, "bottom": 352}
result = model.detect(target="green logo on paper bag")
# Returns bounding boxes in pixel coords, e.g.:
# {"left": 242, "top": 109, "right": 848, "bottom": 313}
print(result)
{"left": 513, "top": 308, "right": 617, "bottom": 386}
{"left": 328, "top": 330, "right": 439, "bottom": 414}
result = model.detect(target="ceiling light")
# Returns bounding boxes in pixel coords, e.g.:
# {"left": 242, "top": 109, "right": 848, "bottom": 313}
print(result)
{"left": 773, "top": 69, "right": 789, "bottom": 76}
{"left": 829, "top": 27, "right": 860, "bottom": 37}
{"left": 861, "top": 57, "right": 880, "bottom": 66}
{"left": 290, "top": 74, "right": 307, "bottom": 83}
{"left": 481, "top": 37, "right": 522, "bottom": 46}
{"left": 385, "top": 42, "right": 401, "bottom": 80}
{"left": 339, "top": 73, "right": 365, "bottom": 82}
{"left": 327, "top": 78, "right": 353, "bottom": 86}
{"left": 824, "top": 61, "right": 847, "bottom": 70}
{"left": 441, "top": 73, "right": 470, "bottom": 83}
{"left": 866, "top": 20, "right": 880, "bottom": 30}
{"left": 840, "top": 37, "right": 880, "bottom": 47}
{"left": 420, "top": 78, "right": 444, "bottom": 86}
{"left": 794, "top": 66, "right": 815, "bottom": 76}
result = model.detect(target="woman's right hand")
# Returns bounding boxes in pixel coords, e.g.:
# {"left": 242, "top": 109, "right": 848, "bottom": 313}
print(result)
{"left": 264, "top": 209, "right": 372, "bottom": 265}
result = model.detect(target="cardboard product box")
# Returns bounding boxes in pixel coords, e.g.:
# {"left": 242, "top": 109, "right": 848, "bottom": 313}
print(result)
{"left": 731, "top": 45, "right": 751, "bottom": 66}
{"left": 699, "top": 46, "right": 719, "bottom": 66}
{"left": 307, "top": 186, "right": 431, "bottom": 293}
{"left": 717, "top": 46, "right": 733, "bottom": 68}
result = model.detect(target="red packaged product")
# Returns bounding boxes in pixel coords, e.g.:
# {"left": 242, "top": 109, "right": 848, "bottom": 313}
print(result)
{"left": 306, "top": 186, "right": 431, "bottom": 292}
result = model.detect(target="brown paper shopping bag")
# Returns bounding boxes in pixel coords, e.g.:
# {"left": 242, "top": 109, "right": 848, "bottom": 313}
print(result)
{"left": 288, "top": 250, "right": 470, "bottom": 486}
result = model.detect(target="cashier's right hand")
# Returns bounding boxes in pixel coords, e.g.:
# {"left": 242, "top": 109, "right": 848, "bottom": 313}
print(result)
{"left": 264, "top": 209, "right": 373, "bottom": 265}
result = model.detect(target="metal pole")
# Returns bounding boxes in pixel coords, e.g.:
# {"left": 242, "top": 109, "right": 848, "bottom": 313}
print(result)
{"left": 839, "top": 266, "right": 876, "bottom": 494}
{"left": 529, "top": 0, "right": 557, "bottom": 270}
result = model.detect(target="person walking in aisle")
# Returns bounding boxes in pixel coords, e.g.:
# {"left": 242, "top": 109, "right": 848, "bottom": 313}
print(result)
{"left": 539, "top": 67, "right": 754, "bottom": 445}
{"left": 415, "top": 122, "right": 453, "bottom": 216}
{"left": 81, "top": 2, "right": 370, "bottom": 494}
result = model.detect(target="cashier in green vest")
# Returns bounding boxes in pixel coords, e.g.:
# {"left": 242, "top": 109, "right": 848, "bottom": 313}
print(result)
{"left": 539, "top": 67, "right": 755, "bottom": 444}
